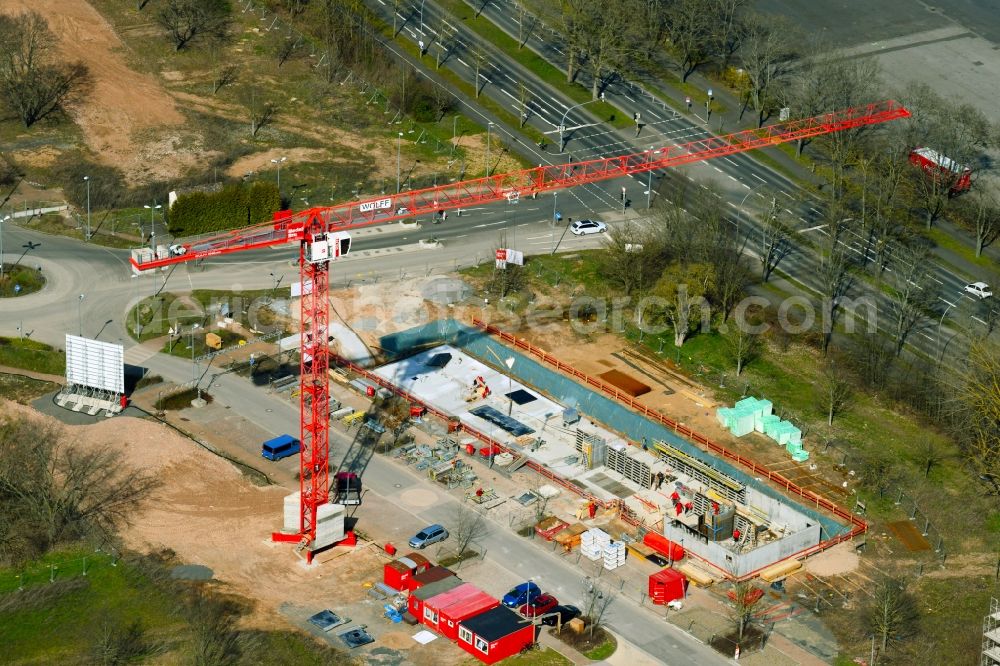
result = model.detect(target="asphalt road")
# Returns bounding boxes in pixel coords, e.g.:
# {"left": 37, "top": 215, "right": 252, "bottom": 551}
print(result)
{"left": 364, "top": 0, "right": 997, "bottom": 364}
{"left": 106, "top": 334, "right": 732, "bottom": 665}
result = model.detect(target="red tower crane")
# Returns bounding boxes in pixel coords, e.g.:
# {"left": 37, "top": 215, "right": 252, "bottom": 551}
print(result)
{"left": 130, "top": 100, "right": 909, "bottom": 561}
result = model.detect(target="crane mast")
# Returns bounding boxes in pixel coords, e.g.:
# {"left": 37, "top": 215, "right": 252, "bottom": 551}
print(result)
{"left": 129, "top": 100, "right": 910, "bottom": 561}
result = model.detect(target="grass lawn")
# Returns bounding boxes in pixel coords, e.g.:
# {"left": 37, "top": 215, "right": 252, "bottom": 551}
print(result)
{"left": 0, "top": 548, "right": 184, "bottom": 663}
{"left": 0, "top": 545, "right": 351, "bottom": 663}
{"left": 927, "top": 226, "right": 999, "bottom": 272}
{"left": 0, "top": 336, "right": 65, "bottom": 375}
{"left": 0, "top": 263, "right": 46, "bottom": 297}
{"left": 12, "top": 214, "right": 140, "bottom": 249}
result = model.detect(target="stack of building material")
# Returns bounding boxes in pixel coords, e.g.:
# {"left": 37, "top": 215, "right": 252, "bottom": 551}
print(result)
{"left": 602, "top": 541, "right": 626, "bottom": 570}
{"left": 580, "top": 528, "right": 609, "bottom": 561}
{"left": 718, "top": 397, "right": 774, "bottom": 437}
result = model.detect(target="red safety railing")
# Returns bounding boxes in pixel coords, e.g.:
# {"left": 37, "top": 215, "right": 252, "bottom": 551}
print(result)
{"left": 333, "top": 319, "right": 866, "bottom": 579}
{"left": 468, "top": 320, "right": 868, "bottom": 545}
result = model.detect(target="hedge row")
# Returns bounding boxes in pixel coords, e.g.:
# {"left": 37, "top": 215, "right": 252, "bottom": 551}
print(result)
{"left": 167, "top": 182, "right": 281, "bottom": 236}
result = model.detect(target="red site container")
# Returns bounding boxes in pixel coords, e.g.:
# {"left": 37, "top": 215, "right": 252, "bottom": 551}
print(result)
{"left": 407, "top": 565, "right": 456, "bottom": 593}
{"left": 421, "top": 583, "right": 499, "bottom": 640}
{"left": 383, "top": 552, "right": 431, "bottom": 591}
{"left": 648, "top": 568, "right": 688, "bottom": 605}
{"left": 643, "top": 532, "right": 685, "bottom": 561}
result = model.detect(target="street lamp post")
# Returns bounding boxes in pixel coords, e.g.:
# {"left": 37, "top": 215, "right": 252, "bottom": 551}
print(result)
{"left": 144, "top": 202, "right": 162, "bottom": 253}
{"left": 936, "top": 303, "right": 955, "bottom": 363}
{"left": 189, "top": 323, "right": 201, "bottom": 388}
{"left": 396, "top": 132, "right": 404, "bottom": 193}
{"left": 737, "top": 182, "right": 767, "bottom": 243}
{"left": 77, "top": 294, "right": 85, "bottom": 336}
{"left": 419, "top": 0, "right": 427, "bottom": 35}
{"left": 0, "top": 214, "right": 8, "bottom": 280}
{"left": 270, "top": 156, "right": 286, "bottom": 192}
{"left": 83, "top": 176, "right": 91, "bottom": 241}
{"left": 485, "top": 121, "right": 494, "bottom": 177}
{"left": 558, "top": 93, "right": 604, "bottom": 153}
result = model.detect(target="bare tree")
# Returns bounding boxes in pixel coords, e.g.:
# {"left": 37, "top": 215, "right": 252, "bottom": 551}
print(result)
{"left": 0, "top": 12, "right": 90, "bottom": 128}
{"left": 899, "top": 83, "right": 993, "bottom": 229}
{"left": 0, "top": 415, "right": 159, "bottom": 564}
{"left": 712, "top": 248, "right": 752, "bottom": 321}
{"left": 709, "top": 0, "right": 748, "bottom": 69}
{"left": 858, "top": 449, "right": 898, "bottom": 499}
{"left": 664, "top": 0, "right": 714, "bottom": 82}
{"left": 817, "top": 360, "right": 852, "bottom": 426}
{"left": 450, "top": 503, "right": 488, "bottom": 560}
{"left": 273, "top": 33, "right": 302, "bottom": 68}
{"left": 885, "top": 242, "right": 934, "bottom": 356}
{"left": 758, "top": 196, "right": 792, "bottom": 282}
{"left": 581, "top": 579, "right": 614, "bottom": 638}
{"left": 850, "top": 331, "right": 894, "bottom": 391}
{"left": 240, "top": 86, "right": 278, "bottom": 138}
{"left": 518, "top": 82, "right": 531, "bottom": 128}
{"left": 577, "top": 0, "right": 642, "bottom": 100}
{"left": 470, "top": 45, "right": 490, "bottom": 98}
{"left": 186, "top": 593, "right": 242, "bottom": 666}
{"left": 817, "top": 245, "right": 855, "bottom": 355}
{"left": 739, "top": 13, "right": 797, "bottom": 127}
{"left": 965, "top": 188, "right": 1000, "bottom": 257}
{"left": 862, "top": 577, "right": 919, "bottom": 665}
{"left": 728, "top": 578, "right": 764, "bottom": 641}
{"left": 157, "top": 0, "right": 231, "bottom": 51}
{"left": 856, "top": 146, "right": 909, "bottom": 279}
{"left": 724, "top": 320, "right": 762, "bottom": 376}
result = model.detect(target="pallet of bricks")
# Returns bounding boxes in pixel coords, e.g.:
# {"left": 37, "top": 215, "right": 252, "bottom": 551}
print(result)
{"left": 580, "top": 528, "right": 627, "bottom": 571}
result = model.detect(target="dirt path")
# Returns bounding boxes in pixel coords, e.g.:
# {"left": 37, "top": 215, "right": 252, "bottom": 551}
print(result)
{"left": 0, "top": 0, "right": 185, "bottom": 180}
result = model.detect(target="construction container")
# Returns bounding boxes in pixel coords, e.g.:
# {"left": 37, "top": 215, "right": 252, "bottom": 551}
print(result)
{"left": 643, "top": 532, "right": 685, "bottom": 561}
{"left": 535, "top": 516, "right": 570, "bottom": 541}
{"left": 407, "top": 565, "right": 456, "bottom": 593}
{"left": 648, "top": 568, "right": 688, "bottom": 604}
{"left": 407, "top": 576, "right": 463, "bottom": 619}
{"left": 553, "top": 523, "right": 587, "bottom": 552}
{"left": 422, "top": 582, "right": 500, "bottom": 640}
{"left": 383, "top": 553, "right": 432, "bottom": 591}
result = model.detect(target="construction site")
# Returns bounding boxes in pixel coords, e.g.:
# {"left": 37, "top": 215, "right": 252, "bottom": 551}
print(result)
{"left": 370, "top": 324, "right": 843, "bottom": 579}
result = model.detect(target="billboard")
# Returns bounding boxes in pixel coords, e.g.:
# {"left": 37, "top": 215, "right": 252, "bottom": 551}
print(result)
{"left": 65, "top": 335, "right": 125, "bottom": 394}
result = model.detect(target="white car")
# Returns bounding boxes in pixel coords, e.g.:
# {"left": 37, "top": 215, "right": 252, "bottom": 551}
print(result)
{"left": 965, "top": 282, "right": 993, "bottom": 299}
{"left": 570, "top": 219, "right": 607, "bottom": 236}
{"left": 168, "top": 244, "right": 187, "bottom": 256}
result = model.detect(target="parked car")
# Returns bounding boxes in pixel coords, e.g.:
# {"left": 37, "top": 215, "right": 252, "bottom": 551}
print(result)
{"left": 570, "top": 219, "right": 607, "bottom": 235}
{"left": 520, "top": 593, "right": 559, "bottom": 617}
{"left": 261, "top": 434, "right": 300, "bottom": 461}
{"left": 502, "top": 581, "right": 542, "bottom": 608}
{"left": 540, "top": 605, "right": 580, "bottom": 626}
{"left": 965, "top": 281, "right": 993, "bottom": 299}
{"left": 408, "top": 524, "right": 449, "bottom": 549}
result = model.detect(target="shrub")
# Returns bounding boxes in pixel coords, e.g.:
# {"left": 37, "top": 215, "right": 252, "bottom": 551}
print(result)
{"left": 167, "top": 181, "right": 281, "bottom": 236}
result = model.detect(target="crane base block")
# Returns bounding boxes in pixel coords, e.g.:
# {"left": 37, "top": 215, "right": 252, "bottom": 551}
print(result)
{"left": 272, "top": 531, "right": 304, "bottom": 543}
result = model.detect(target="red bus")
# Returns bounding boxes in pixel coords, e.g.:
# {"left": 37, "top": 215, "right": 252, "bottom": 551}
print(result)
{"left": 909, "top": 147, "right": 972, "bottom": 193}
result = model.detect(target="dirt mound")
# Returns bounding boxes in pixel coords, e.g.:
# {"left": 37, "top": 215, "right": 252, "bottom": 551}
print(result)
{"left": 0, "top": 401, "right": 381, "bottom": 628}
{"left": 1, "top": 0, "right": 186, "bottom": 181}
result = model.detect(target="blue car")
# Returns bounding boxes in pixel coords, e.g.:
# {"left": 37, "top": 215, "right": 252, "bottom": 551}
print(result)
{"left": 502, "top": 581, "right": 542, "bottom": 608}
{"left": 408, "top": 524, "right": 449, "bottom": 549}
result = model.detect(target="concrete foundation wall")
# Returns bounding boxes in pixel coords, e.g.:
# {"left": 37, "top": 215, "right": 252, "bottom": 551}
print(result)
{"left": 664, "top": 521, "right": 821, "bottom": 577}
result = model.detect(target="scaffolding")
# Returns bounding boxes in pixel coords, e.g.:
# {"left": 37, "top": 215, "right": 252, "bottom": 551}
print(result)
{"left": 982, "top": 597, "right": 1000, "bottom": 666}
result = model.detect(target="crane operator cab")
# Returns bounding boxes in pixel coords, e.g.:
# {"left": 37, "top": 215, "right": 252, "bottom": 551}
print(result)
{"left": 305, "top": 231, "right": 351, "bottom": 264}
